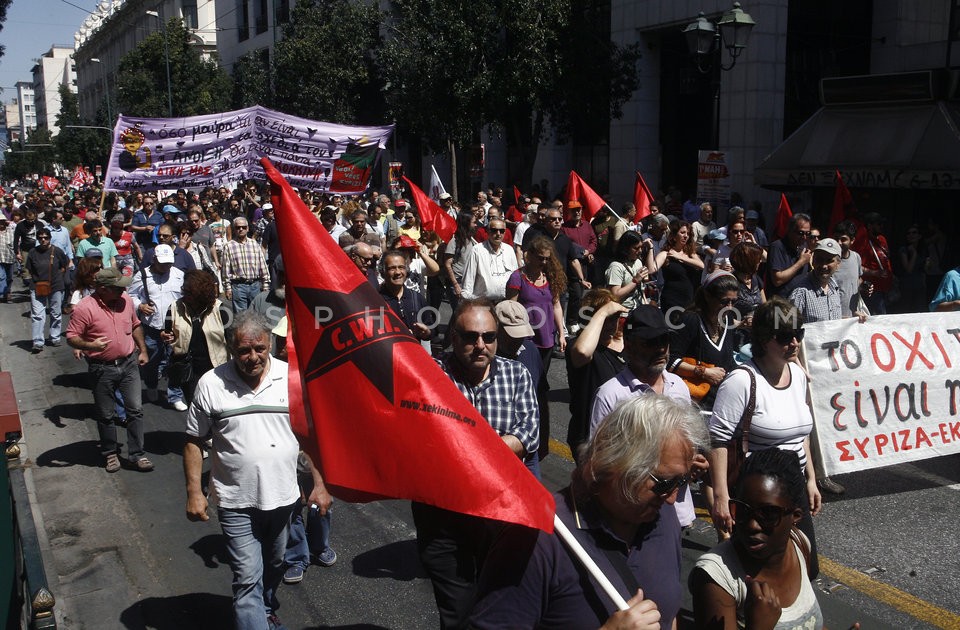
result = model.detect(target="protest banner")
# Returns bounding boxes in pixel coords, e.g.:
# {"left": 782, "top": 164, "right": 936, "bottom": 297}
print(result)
{"left": 104, "top": 106, "right": 394, "bottom": 193}
{"left": 803, "top": 312, "right": 960, "bottom": 476}
{"left": 696, "top": 150, "right": 731, "bottom": 214}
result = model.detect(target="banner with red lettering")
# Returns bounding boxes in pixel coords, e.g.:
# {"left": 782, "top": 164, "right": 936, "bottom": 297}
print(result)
{"left": 803, "top": 312, "right": 960, "bottom": 475}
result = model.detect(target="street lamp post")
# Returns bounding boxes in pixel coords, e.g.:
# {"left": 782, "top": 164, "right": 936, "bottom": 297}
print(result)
{"left": 146, "top": 9, "right": 174, "bottom": 118}
{"left": 683, "top": 3, "right": 756, "bottom": 150}
{"left": 89, "top": 58, "right": 112, "bottom": 125}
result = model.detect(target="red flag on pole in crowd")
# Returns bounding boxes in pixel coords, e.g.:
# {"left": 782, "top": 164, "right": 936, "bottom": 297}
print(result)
{"left": 564, "top": 171, "right": 606, "bottom": 219}
{"left": 83, "top": 166, "right": 95, "bottom": 185}
{"left": 632, "top": 171, "right": 654, "bottom": 224}
{"left": 262, "top": 157, "right": 555, "bottom": 532}
{"left": 69, "top": 168, "right": 85, "bottom": 190}
{"left": 506, "top": 185, "right": 525, "bottom": 224}
{"left": 41, "top": 176, "right": 58, "bottom": 193}
{"left": 774, "top": 193, "right": 793, "bottom": 239}
{"left": 829, "top": 169, "right": 857, "bottom": 233}
{"left": 404, "top": 176, "right": 457, "bottom": 243}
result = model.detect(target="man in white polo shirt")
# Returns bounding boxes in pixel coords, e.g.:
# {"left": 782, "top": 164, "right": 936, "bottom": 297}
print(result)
{"left": 183, "top": 310, "right": 329, "bottom": 630}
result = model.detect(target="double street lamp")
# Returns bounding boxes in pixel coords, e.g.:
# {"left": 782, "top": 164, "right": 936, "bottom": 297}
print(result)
{"left": 146, "top": 9, "right": 174, "bottom": 118}
{"left": 683, "top": 2, "right": 756, "bottom": 149}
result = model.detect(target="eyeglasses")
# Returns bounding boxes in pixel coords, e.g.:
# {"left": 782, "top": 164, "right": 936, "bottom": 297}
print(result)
{"left": 648, "top": 471, "right": 690, "bottom": 497}
{"left": 158, "top": 233, "right": 174, "bottom": 239}
{"left": 809, "top": 234, "right": 821, "bottom": 240}
{"left": 795, "top": 230, "right": 812, "bottom": 238}
{"left": 635, "top": 333, "right": 670, "bottom": 348}
{"left": 717, "top": 297, "right": 737, "bottom": 306}
{"left": 729, "top": 229, "right": 745, "bottom": 235}
{"left": 235, "top": 225, "right": 249, "bottom": 230}
{"left": 729, "top": 498, "right": 793, "bottom": 529}
{"left": 456, "top": 330, "right": 497, "bottom": 345}
{"left": 535, "top": 255, "right": 551, "bottom": 262}
{"left": 352, "top": 253, "right": 375, "bottom": 264}
{"left": 489, "top": 228, "right": 506, "bottom": 234}
{"left": 547, "top": 216, "right": 563, "bottom": 223}
{"left": 774, "top": 328, "right": 805, "bottom": 344}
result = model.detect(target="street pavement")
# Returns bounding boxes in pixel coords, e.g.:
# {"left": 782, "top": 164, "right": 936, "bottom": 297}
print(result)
{"left": 2, "top": 287, "right": 958, "bottom": 629}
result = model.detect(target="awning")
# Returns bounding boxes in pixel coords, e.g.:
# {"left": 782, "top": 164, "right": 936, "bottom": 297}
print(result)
{"left": 754, "top": 101, "right": 960, "bottom": 190}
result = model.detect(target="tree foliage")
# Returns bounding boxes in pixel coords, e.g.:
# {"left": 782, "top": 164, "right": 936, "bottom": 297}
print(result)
{"left": 231, "top": 50, "right": 271, "bottom": 109}
{"left": 0, "top": 0, "right": 12, "bottom": 59}
{"left": 115, "top": 18, "right": 232, "bottom": 118}
{"left": 2, "top": 127, "right": 56, "bottom": 180}
{"left": 271, "top": 0, "right": 383, "bottom": 123}
{"left": 54, "top": 85, "right": 110, "bottom": 170}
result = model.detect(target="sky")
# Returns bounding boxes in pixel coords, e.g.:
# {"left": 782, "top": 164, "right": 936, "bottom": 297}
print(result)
{"left": 0, "top": 0, "right": 98, "bottom": 103}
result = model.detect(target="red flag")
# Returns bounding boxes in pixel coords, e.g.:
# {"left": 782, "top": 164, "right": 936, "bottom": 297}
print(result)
{"left": 404, "top": 176, "right": 457, "bottom": 243}
{"left": 774, "top": 193, "right": 792, "bottom": 239}
{"left": 513, "top": 185, "right": 522, "bottom": 207}
{"left": 829, "top": 169, "right": 856, "bottom": 233}
{"left": 41, "top": 176, "right": 58, "bottom": 193}
{"left": 263, "top": 157, "right": 555, "bottom": 532}
{"left": 564, "top": 171, "right": 606, "bottom": 219}
{"left": 632, "top": 171, "right": 654, "bottom": 224}
{"left": 69, "top": 167, "right": 85, "bottom": 190}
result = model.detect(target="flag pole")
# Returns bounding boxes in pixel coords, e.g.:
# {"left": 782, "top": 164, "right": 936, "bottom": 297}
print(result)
{"left": 553, "top": 514, "right": 630, "bottom": 611}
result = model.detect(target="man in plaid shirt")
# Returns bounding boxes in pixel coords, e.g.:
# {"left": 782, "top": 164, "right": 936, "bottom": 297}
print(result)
{"left": 413, "top": 297, "right": 540, "bottom": 629}
{"left": 221, "top": 216, "right": 270, "bottom": 312}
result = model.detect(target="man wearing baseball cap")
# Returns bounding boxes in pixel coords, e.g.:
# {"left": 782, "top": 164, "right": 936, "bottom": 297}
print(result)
{"left": 587, "top": 304, "right": 703, "bottom": 527}
{"left": 789, "top": 237, "right": 866, "bottom": 325}
{"left": 66, "top": 267, "right": 152, "bottom": 473}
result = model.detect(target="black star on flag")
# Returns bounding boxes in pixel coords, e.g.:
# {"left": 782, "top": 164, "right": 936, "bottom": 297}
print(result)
{"left": 294, "top": 282, "right": 420, "bottom": 404}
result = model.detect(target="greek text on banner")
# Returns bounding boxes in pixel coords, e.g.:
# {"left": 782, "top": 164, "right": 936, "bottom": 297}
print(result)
{"left": 105, "top": 106, "right": 394, "bottom": 193}
{"left": 803, "top": 312, "right": 960, "bottom": 476}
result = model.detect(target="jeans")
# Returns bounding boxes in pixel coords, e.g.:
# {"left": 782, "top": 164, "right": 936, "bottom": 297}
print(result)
{"left": 284, "top": 498, "right": 332, "bottom": 569}
{"left": 0, "top": 262, "right": 13, "bottom": 298}
{"left": 219, "top": 503, "right": 296, "bottom": 630}
{"left": 89, "top": 353, "right": 144, "bottom": 459}
{"left": 231, "top": 281, "right": 261, "bottom": 312}
{"left": 30, "top": 289, "right": 63, "bottom": 346}
{"left": 142, "top": 327, "right": 184, "bottom": 403}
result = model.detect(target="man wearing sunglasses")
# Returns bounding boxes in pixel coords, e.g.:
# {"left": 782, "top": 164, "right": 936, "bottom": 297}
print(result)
{"left": 460, "top": 218, "right": 518, "bottom": 301}
{"left": 768, "top": 212, "right": 814, "bottom": 298}
{"left": 413, "top": 298, "right": 539, "bottom": 629}
{"left": 589, "top": 305, "right": 707, "bottom": 528}
{"left": 221, "top": 217, "right": 271, "bottom": 312}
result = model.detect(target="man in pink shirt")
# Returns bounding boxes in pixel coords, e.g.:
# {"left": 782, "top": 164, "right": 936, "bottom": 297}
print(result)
{"left": 66, "top": 267, "right": 151, "bottom": 473}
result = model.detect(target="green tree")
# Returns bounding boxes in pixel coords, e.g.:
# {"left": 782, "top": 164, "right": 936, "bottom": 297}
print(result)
{"left": 2, "top": 127, "right": 56, "bottom": 180}
{"left": 0, "top": 0, "right": 12, "bottom": 59}
{"left": 115, "top": 18, "right": 232, "bottom": 118}
{"left": 379, "top": 0, "right": 641, "bottom": 189}
{"left": 54, "top": 85, "right": 111, "bottom": 170}
{"left": 271, "top": 0, "right": 383, "bottom": 123}
{"left": 231, "top": 50, "right": 271, "bottom": 109}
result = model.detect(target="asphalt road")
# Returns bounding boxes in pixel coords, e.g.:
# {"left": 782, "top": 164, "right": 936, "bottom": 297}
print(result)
{"left": 2, "top": 289, "right": 958, "bottom": 629}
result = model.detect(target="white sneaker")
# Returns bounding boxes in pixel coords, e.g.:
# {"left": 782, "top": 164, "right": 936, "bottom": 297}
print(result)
{"left": 172, "top": 400, "right": 188, "bottom": 412}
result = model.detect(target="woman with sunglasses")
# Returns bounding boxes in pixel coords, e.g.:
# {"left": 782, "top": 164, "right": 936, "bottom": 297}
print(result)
{"left": 707, "top": 297, "right": 821, "bottom": 577}
{"left": 667, "top": 270, "right": 741, "bottom": 411}
{"left": 690, "top": 448, "right": 830, "bottom": 630}
{"left": 471, "top": 394, "right": 710, "bottom": 630}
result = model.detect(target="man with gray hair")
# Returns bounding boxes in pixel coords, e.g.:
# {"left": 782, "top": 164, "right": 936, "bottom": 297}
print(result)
{"left": 221, "top": 216, "right": 270, "bottom": 312}
{"left": 184, "top": 310, "right": 329, "bottom": 630}
{"left": 768, "top": 212, "right": 814, "bottom": 298}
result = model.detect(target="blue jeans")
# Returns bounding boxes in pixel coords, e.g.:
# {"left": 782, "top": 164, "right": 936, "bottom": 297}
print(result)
{"left": 219, "top": 503, "right": 296, "bottom": 630}
{"left": 30, "top": 289, "right": 63, "bottom": 346}
{"left": 284, "top": 498, "right": 332, "bottom": 570}
{"left": 0, "top": 262, "right": 13, "bottom": 298}
{"left": 89, "top": 353, "right": 144, "bottom": 459}
{"left": 231, "top": 281, "right": 261, "bottom": 312}
{"left": 141, "top": 327, "right": 184, "bottom": 403}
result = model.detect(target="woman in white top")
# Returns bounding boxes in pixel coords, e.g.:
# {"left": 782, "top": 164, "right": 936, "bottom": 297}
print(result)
{"left": 708, "top": 296, "right": 822, "bottom": 577}
{"left": 604, "top": 231, "right": 655, "bottom": 311}
{"left": 690, "top": 448, "right": 829, "bottom": 630}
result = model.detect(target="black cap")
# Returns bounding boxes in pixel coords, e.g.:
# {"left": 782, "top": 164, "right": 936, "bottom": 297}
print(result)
{"left": 623, "top": 305, "right": 669, "bottom": 340}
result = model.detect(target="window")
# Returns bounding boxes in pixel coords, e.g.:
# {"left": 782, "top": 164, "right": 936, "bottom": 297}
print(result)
{"left": 237, "top": 0, "right": 249, "bottom": 42}
{"left": 255, "top": 0, "right": 268, "bottom": 35}
{"left": 275, "top": 0, "right": 290, "bottom": 24}
{"left": 182, "top": 0, "right": 198, "bottom": 29}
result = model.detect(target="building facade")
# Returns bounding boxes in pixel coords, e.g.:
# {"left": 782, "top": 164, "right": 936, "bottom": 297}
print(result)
{"left": 31, "top": 46, "right": 77, "bottom": 136}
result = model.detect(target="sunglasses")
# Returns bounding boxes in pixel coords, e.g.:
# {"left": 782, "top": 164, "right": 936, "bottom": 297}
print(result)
{"left": 774, "top": 328, "right": 805, "bottom": 344}
{"left": 547, "top": 216, "right": 563, "bottom": 222}
{"left": 235, "top": 225, "right": 249, "bottom": 230}
{"left": 648, "top": 471, "right": 690, "bottom": 497}
{"left": 729, "top": 229, "right": 745, "bottom": 235}
{"left": 729, "top": 498, "right": 793, "bottom": 529}
{"left": 456, "top": 330, "right": 497, "bottom": 345}
{"left": 795, "top": 230, "right": 812, "bottom": 238}
{"left": 489, "top": 228, "right": 506, "bottom": 234}
{"left": 718, "top": 297, "right": 737, "bottom": 306}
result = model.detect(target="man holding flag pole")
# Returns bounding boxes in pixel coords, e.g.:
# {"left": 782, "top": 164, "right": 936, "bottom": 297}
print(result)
{"left": 258, "top": 158, "right": 697, "bottom": 628}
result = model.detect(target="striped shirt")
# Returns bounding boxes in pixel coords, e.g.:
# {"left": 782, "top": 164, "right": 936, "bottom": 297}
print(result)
{"left": 789, "top": 274, "right": 842, "bottom": 323}
{"left": 221, "top": 237, "right": 270, "bottom": 292}
{"left": 709, "top": 362, "right": 812, "bottom": 470}
{"left": 436, "top": 354, "right": 540, "bottom": 455}
{"left": 0, "top": 227, "right": 14, "bottom": 264}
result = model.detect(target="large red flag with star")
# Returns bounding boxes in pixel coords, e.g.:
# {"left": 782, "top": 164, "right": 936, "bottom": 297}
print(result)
{"left": 262, "top": 158, "right": 555, "bottom": 532}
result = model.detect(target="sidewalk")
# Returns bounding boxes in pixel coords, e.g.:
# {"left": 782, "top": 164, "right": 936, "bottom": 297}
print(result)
{"left": 0, "top": 289, "right": 224, "bottom": 629}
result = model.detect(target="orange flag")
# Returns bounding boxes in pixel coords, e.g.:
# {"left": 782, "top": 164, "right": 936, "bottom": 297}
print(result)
{"left": 564, "top": 171, "right": 606, "bottom": 219}
{"left": 633, "top": 171, "right": 654, "bottom": 224}
{"left": 774, "top": 193, "right": 792, "bottom": 239}
{"left": 263, "top": 157, "right": 555, "bottom": 532}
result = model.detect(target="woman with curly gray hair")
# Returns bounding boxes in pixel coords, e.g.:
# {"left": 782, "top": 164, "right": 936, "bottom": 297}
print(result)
{"left": 471, "top": 395, "right": 709, "bottom": 630}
